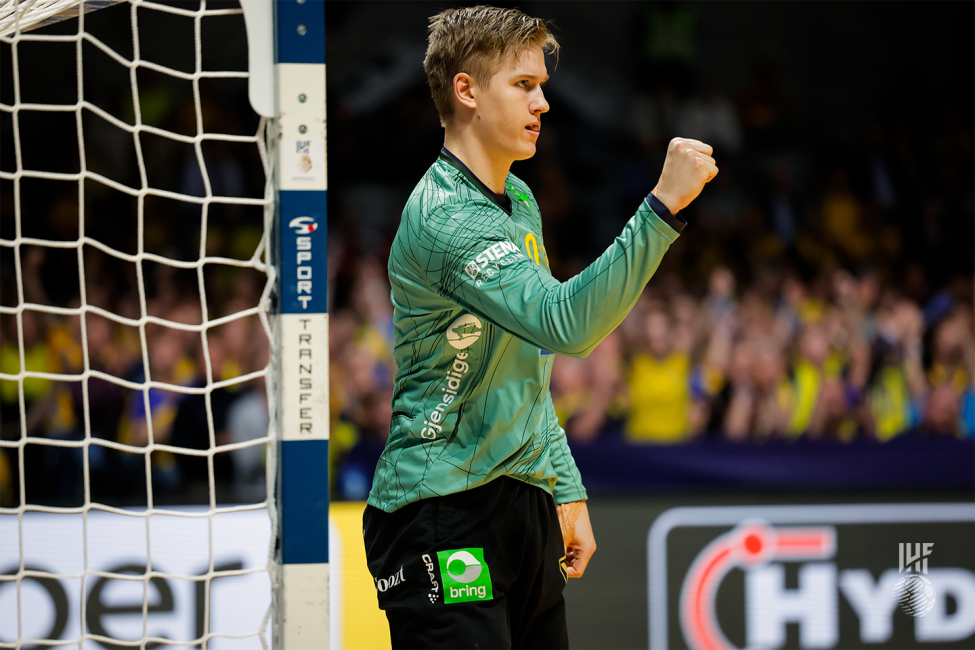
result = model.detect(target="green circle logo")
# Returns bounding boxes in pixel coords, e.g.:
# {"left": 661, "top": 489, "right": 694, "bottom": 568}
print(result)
{"left": 445, "top": 550, "right": 482, "bottom": 584}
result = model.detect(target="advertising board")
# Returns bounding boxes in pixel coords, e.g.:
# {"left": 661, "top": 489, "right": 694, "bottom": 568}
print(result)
{"left": 647, "top": 503, "right": 975, "bottom": 650}
{"left": 0, "top": 508, "right": 283, "bottom": 648}
{"left": 0, "top": 504, "right": 389, "bottom": 649}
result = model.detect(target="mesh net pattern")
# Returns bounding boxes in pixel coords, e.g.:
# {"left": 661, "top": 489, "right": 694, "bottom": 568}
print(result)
{"left": 0, "top": 0, "right": 277, "bottom": 646}
{"left": 0, "top": 0, "right": 124, "bottom": 36}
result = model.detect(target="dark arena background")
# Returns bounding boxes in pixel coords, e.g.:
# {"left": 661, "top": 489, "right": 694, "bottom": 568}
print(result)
{"left": 1, "top": 2, "right": 973, "bottom": 649}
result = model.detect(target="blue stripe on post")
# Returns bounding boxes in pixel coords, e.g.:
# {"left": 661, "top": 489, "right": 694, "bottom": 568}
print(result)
{"left": 279, "top": 190, "right": 327, "bottom": 314}
{"left": 281, "top": 439, "right": 329, "bottom": 564}
{"left": 277, "top": 0, "right": 325, "bottom": 65}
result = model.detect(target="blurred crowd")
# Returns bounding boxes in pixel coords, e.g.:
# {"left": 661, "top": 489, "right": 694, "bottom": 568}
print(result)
{"left": 1, "top": 2, "right": 972, "bottom": 506}
{"left": 329, "top": 266, "right": 975, "bottom": 500}
{"left": 0, "top": 249, "right": 271, "bottom": 508}
{"left": 0, "top": 4, "right": 272, "bottom": 507}
{"left": 554, "top": 268, "right": 975, "bottom": 444}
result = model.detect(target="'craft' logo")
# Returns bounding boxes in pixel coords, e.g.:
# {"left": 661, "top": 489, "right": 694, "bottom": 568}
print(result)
{"left": 421, "top": 554, "right": 440, "bottom": 603}
{"left": 288, "top": 216, "right": 318, "bottom": 234}
{"left": 446, "top": 314, "right": 482, "bottom": 350}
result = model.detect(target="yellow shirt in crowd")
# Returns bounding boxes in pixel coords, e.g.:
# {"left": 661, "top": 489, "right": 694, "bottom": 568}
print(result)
{"left": 870, "top": 366, "right": 911, "bottom": 442}
{"left": 625, "top": 351, "right": 690, "bottom": 443}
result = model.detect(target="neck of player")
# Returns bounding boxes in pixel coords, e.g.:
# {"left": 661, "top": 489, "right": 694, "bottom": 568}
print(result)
{"left": 443, "top": 130, "right": 511, "bottom": 195}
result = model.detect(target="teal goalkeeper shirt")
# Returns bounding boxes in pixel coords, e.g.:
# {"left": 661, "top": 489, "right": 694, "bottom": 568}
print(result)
{"left": 367, "top": 149, "right": 685, "bottom": 512}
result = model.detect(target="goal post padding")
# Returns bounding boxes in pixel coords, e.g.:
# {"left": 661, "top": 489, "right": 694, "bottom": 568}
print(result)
{"left": 268, "top": 1, "right": 330, "bottom": 649}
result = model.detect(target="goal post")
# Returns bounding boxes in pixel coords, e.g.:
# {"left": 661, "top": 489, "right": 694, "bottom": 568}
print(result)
{"left": 0, "top": 0, "right": 330, "bottom": 647}
{"left": 251, "top": 0, "right": 331, "bottom": 647}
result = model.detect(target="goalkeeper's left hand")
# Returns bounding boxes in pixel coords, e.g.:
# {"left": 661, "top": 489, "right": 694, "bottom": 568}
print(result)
{"left": 557, "top": 500, "right": 596, "bottom": 578}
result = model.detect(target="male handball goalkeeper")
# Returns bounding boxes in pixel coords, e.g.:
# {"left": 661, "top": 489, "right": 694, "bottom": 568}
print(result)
{"left": 363, "top": 5, "right": 717, "bottom": 648}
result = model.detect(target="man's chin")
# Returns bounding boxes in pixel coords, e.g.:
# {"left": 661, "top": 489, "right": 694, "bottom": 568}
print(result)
{"left": 512, "top": 143, "right": 537, "bottom": 161}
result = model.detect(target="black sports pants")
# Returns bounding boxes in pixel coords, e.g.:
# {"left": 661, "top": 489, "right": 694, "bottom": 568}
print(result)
{"left": 363, "top": 477, "right": 569, "bottom": 649}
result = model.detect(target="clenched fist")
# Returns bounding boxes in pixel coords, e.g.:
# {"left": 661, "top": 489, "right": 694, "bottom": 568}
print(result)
{"left": 557, "top": 500, "right": 596, "bottom": 579}
{"left": 652, "top": 137, "right": 718, "bottom": 214}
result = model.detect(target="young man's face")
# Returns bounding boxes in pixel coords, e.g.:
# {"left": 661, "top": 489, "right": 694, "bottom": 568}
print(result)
{"left": 472, "top": 42, "right": 549, "bottom": 162}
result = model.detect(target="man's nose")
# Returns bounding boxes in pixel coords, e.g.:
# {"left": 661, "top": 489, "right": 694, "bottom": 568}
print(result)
{"left": 532, "top": 88, "right": 549, "bottom": 115}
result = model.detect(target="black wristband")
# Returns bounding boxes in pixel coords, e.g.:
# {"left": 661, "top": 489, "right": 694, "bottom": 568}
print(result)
{"left": 647, "top": 193, "right": 687, "bottom": 234}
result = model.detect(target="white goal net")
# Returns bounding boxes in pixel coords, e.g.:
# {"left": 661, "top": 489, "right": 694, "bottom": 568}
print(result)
{"left": 0, "top": 0, "right": 278, "bottom": 647}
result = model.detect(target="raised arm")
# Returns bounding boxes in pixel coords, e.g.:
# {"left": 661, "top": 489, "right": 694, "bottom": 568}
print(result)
{"left": 423, "top": 138, "right": 717, "bottom": 357}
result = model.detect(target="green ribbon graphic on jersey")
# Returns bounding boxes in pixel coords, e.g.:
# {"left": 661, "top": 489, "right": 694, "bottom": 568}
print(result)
{"left": 437, "top": 548, "right": 494, "bottom": 603}
{"left": 508, "top": 184, "right": 531, "bottom": 207}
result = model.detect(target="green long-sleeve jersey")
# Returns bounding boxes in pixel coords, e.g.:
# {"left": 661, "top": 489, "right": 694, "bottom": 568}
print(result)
{"left": 367, "top": 149, "right": 684, "bottom": 512}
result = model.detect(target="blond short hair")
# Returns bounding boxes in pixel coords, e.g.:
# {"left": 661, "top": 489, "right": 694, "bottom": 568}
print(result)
{"left": 424, "top": 5, "right": 559, "bottom": 126}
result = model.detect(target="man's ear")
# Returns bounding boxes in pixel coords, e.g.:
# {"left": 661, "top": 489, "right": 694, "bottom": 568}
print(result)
{"left": 453, "top": 72, "right": 477, "bottom": 111}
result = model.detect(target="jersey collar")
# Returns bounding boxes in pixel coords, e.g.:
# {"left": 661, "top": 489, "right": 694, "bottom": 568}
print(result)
{"left": 438, "top": 147, "right": 513, "bottom": 215}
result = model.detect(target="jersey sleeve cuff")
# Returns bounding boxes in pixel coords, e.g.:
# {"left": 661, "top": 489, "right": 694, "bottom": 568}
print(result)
{"left": 554, "top": 487, "right": 589, "bottom": 505}
{"left": 646, "top": 193, "right": 687, "bottom": 234}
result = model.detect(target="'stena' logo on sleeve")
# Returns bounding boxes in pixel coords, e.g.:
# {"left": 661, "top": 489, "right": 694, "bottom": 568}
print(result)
{"left": 437, "top": 548, "right": 494, "bottom": 603}
{"left": 464, "top": 240, "right": 524, "bottom": 284}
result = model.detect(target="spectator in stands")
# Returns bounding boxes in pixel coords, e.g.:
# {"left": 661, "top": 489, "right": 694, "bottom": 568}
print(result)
{"left": 928, "top": 307, "right": 973, "bottom": 394}
{"left": 921, "top": 385, "right": 963, "bottom": 436}
{"left": 325, "top": 257, "right": 397, "bottom": 498}
{"left": 0, "top": 320, "right": 16, "bottom": 489}
{"left": 327, "top": 309, "right": 360, "bottom": 493}
{"left": 169, "top": 326, "right": 235, "bottom": 491}
{"left": 721, "top": 339, "right": 760, "bottom": 441}
{"left": 1, "top": 310, "right": 57, "bottom": 503}
{"left": 337, "top": 388, "right": 392, "bottom": 501}
{"left": 227, "top": 343, "right": 270, "bottom": 504}
{"left": 552, "top": 332, "right": 626, "bottom": 443}
{"left": 72, "top": 312, "right": 126, "bottom": 501}
{"left": 787, "top": 322, "right": 832, "bottom": 437}
{"left": 924, "top": 306, "right": 975, "bottom": 436}
{"left": 118, "top": 308, "right": 198, "bottom": 495}
{"left": 625, "top": 306, "right": 694, "bottom": 443}
{"left": 751, "top": 340, "right": 793, "bottom": 438}
{"left": 868, "top": 298, "right": 926, "bottom": 440}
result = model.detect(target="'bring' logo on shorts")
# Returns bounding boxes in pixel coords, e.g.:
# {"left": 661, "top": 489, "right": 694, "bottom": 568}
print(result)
{"left": 437, "top": 548, "right": 494, "bottom": 603}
